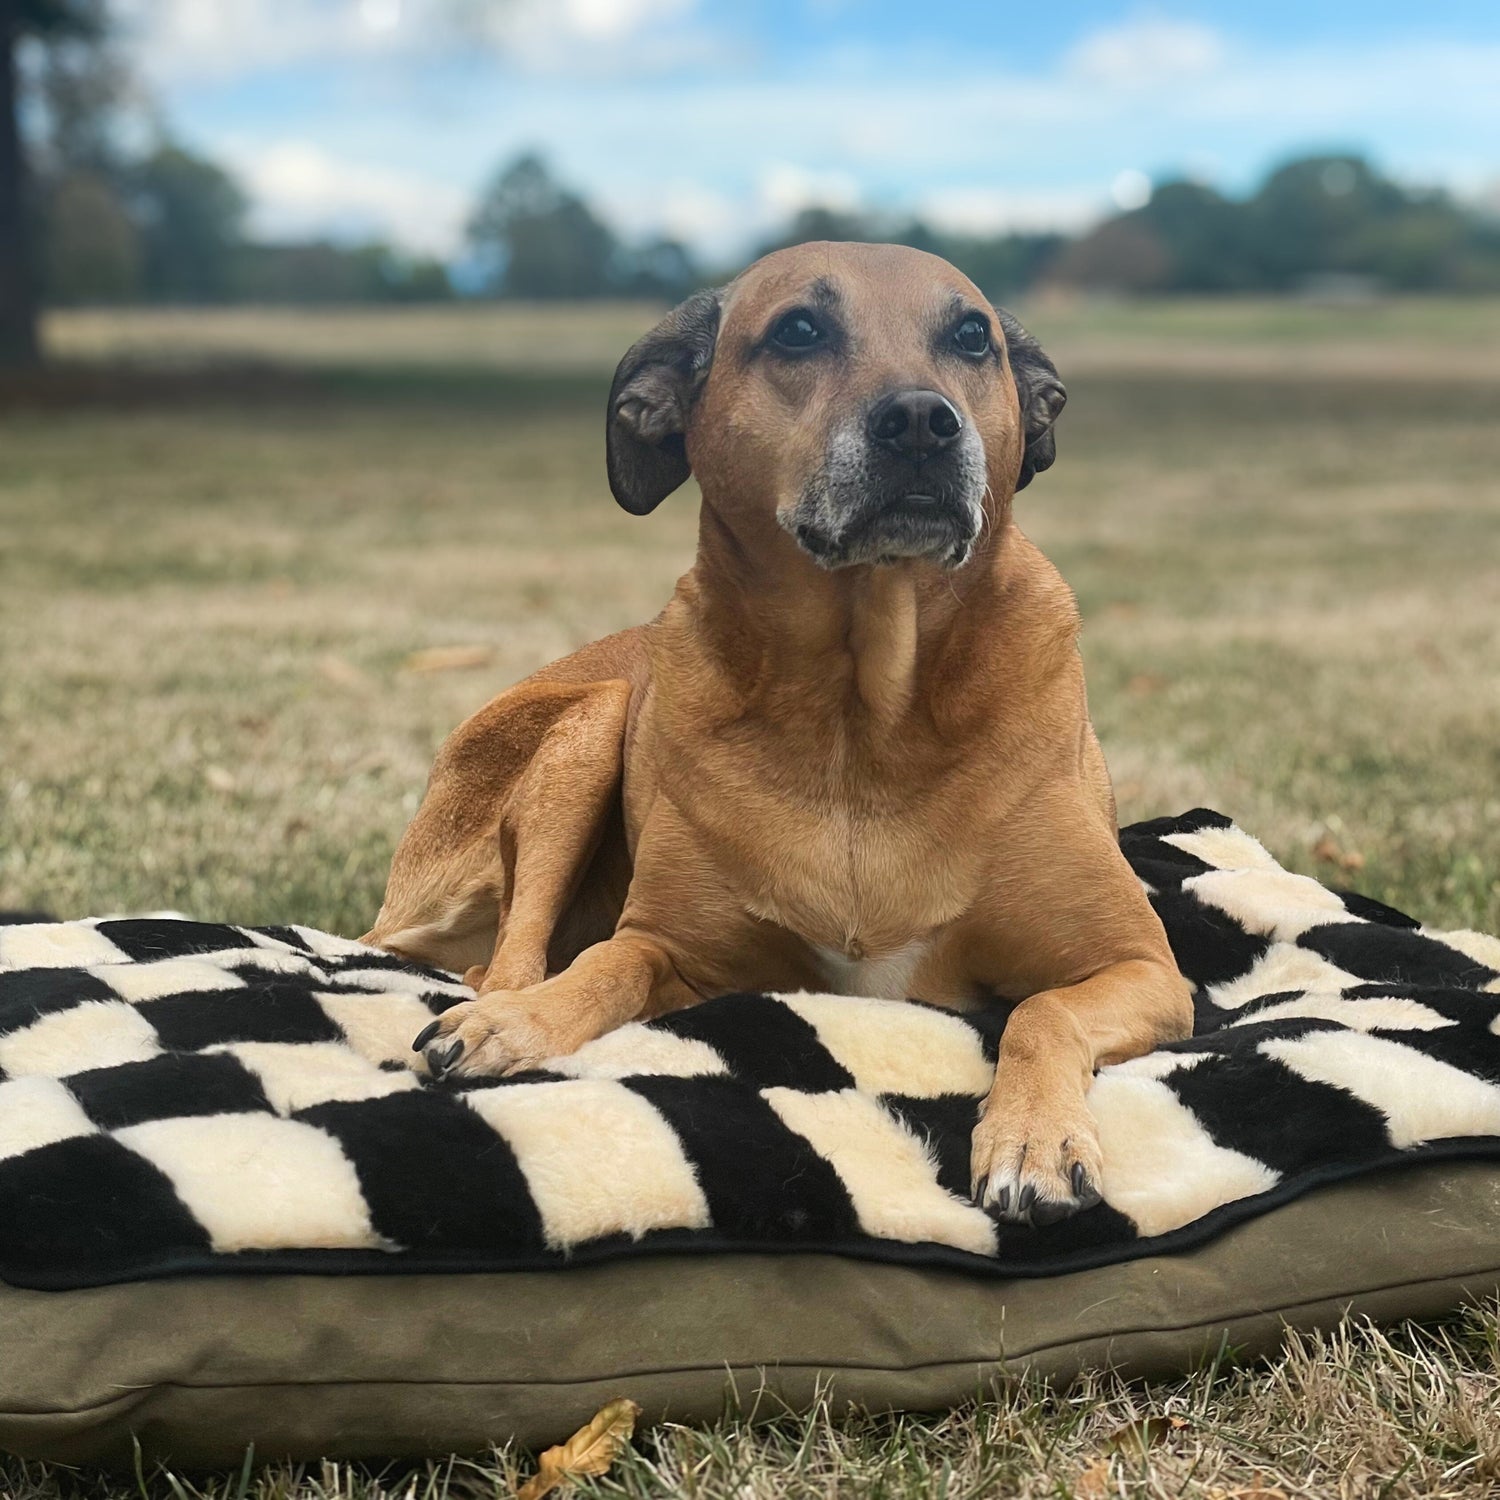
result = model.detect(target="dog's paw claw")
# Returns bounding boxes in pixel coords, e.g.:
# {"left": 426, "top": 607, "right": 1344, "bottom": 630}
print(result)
{"left": 412, "top": 1019, "right": 441, "bottom": 1053}
{"left": 1071, "top": 1161, "right": 1102, "bottom": 1208}
{"left": 422, "top": 1037, "right": 465, "bottom": 1079}
{"left": 971, "top": 1101, "right": 1104, "bottom": 1228}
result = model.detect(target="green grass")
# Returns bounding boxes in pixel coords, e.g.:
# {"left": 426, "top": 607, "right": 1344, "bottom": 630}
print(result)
{"left": 3, "top": 299, "right": 1500, "bottom": 1495}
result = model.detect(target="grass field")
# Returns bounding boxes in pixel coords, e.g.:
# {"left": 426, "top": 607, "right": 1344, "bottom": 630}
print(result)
{"left": 2, "top": 298, "right": 1499, "bottom": 1497}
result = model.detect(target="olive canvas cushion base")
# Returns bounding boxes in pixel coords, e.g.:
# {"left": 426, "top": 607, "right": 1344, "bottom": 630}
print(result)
{"left": 3, "top": 1160, "right": 1499, "bottom": 1469}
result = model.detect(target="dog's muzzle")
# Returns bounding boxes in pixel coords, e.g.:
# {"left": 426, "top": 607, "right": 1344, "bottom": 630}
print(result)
{"left": 781, "top": 400, "right": 986, "bottom": 571}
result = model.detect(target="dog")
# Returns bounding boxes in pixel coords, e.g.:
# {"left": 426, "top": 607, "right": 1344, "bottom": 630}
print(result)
{"left": 363, "top": 241, "right": 1193, "bottom": 1227}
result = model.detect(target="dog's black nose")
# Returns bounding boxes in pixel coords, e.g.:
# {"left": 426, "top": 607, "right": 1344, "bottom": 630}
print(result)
{"left": 868, "top": 389, "right": 963, "bottom": 461}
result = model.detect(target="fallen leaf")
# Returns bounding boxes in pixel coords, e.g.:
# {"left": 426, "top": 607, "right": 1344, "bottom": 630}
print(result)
{"left": 515, "top": 1398, "right": 642, "bottom": 1500}
{"left": 1312, "top": 833, "right": 1365, "bottom": 873}
{"left": 1125, "top": 673, "right": 1167, "bottom": 697}
{"left": 203, "top": 765, "right": 237, "bottom": 794}
{"left": 1104, "top": 1413, "right": 1188, "bottom": 1457}
{"left": 402, "top": 644, "right": 494, "bottom": 674}
{"left": 1075, "top": 1457, "right": 1112, "bottom": 1498}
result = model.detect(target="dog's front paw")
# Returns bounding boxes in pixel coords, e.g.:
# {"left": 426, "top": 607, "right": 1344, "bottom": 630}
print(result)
{"left": 970, "top": 1089, "right": 1104, "bottom": 1227}
{"left": 412, "top": 994, "right": 576, "bottom": 1080}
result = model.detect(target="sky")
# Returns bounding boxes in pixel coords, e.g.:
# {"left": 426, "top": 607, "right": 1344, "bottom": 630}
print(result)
{"left": 109, "top": 0, "right": 1500, "bottom": 264}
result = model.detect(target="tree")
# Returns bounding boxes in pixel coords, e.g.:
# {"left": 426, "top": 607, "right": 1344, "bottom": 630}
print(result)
{"left": 1135, "top": 180, "right": 1256, "bottom": 292}
{"left": 467, "top": 152, "right": 618, "bottom": 299}
{"left": 1245, "top": 154, "right": 1406, "bottom": 288}
{"left": 234, "top": 240, "right": 454, "bottom": 303}
{"left": 1049, "top": 216, "right": 1172, "bottom": 294}
{"left": 1, "top": 0, "right": 104, "bottom": 365}
{"left": 613, "top": 236, "right": 700, "bottom": 300}
{"left": 942, "top": 232, "right": 1066, "bottom": 300}
{"left": 43, "top": 166, "right": 137, "bottom": 300}
{"left": 755, "top": 203, "right": 876, "bottom": 257}
{"left": 128, "top": 144, "right": 246, "bottom": 302}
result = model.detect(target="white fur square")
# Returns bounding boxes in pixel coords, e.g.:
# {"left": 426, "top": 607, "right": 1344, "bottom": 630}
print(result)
{"left": 331, "top": 966, "right": 471, "bottom": 1000}
{"left": 315, "top": 990, "right": 443, "bottom": 1069}
{"left": 551, "top": 1023, "right": 729, "bottom": 1080}
{"left": 290, "top": 927, "right": 391, "bottom": 962}
{"left": 89, "top": 956, "right": 246, "bottom": 1003}
{"left": 0, "top": 922, "right": 129, "bottom": 970}
{"left": 0, "top": 1076, "right": 97, "bottom": 1160}
{"left": 114, "top": 1113, "right": 387, "bottom": 1252}
{"left": 1187, "top": 866, "right": 1353, "bottom": 941}
{"left": 1261, "top": 1029, "right": 1500, "bottom": 1148}
{"left": 1089, "top": 1071, "right": 1279, "bottom": 1237}
{"left": 777, "top": 993, "right": 995, "bottom": 1098}
{"left": 210, "top": 1041, "right": 418, "bottom": 1113}
{"left": 1163, "top": 825, "right": 1279, "bottom": 872}
{"left": 763, "top": 1087, "right": 997, "bottom": 1256}
{"left": 0, "top": 1000, "right": 162, "bottom": 1078}
{"left": 465, "top": 1078, "right": 710, "bottom": 1249}
{"left": 1208, "top": 943, "right": 1362, "bottom": 1010}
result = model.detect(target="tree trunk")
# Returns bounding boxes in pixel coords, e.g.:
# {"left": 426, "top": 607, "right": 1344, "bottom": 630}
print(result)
{"left": 0, "top": 4, "right": 40, "bottom": 369}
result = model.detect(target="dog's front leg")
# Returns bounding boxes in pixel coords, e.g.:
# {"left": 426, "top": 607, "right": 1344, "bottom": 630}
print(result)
{"left": 970, "top": 956, "right": 1191, "bottom": 1225}
{"left": 414, "top": 931, "right": 696, "bottom": 1079}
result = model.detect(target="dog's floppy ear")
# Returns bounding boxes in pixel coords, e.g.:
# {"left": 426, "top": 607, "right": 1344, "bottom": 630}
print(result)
{"left": 606, "top": 287, "right": 722, "bottom": 515}
{"left": 994, "top": 308, "right": 1066, "bottom": 490}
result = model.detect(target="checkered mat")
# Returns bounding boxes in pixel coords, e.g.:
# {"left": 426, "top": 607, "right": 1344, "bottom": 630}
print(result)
{"left": 3, "top": 808, "right": 1499, "bottom": 1291}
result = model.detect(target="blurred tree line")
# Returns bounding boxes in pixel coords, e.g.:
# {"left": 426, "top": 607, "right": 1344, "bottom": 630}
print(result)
{"left": 13, "top": 0, "right": 452, "bottom": 313}
{"left": 437, "top": 148, "right": 1500, "bottom": 303}
{"left": 3, "top": 0, "right": 1499, "bottom": 368}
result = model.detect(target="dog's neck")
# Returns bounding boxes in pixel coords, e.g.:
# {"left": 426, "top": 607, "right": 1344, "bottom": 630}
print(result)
{"left": 679, "top": 496, "right": 1016, "bottom": 727}
{"left": 845, "top": 565, "right": 920, "bottom": 720}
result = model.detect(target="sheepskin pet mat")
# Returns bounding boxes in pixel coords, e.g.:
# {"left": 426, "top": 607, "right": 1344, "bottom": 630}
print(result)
{"left": 3, "top": 807, "right": 1500, "bottom": 1292}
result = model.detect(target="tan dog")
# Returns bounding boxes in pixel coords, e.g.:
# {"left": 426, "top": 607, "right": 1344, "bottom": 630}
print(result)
{"left": 364, "top": 241, "right": 1192, "bottom": 1226}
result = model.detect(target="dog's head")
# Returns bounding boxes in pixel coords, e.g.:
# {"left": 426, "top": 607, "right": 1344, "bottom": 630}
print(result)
{"left": 606, "top": 241, "right": 1065, "bottom": 571}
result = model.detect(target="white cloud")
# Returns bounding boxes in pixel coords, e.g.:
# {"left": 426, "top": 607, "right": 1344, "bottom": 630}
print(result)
{"left": 916, "top": 186, "right": 1105, "bottom": 238}
{"left": 533, "top": 0, "right": 694, "bottom": 43}
{"left": 120, "top": 0, "right": 705, "bottom": 83}
{"left": 1064, "top": 12, "right": 1227, "bottom": 87}
{"left": 757, "top": 163, "right": 862, "bottom": 217}
{"left": 480, "top": 0, "right": 721, "bottom": 72}
{"left": 117, "top": 0, "right": 383, "bottom": 81}
{"left": 222, "top": 140, "right": 469, "bottom": 256}
{"left": 135, "top": 9, "right": 1500, "bottom": 264}
{"left": 598, "top": 179, "right": 743, "bottom": 257}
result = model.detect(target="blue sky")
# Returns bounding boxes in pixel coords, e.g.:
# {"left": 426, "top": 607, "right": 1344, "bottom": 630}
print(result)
{"left": 114, "top": 1, "right": 1500, "bottom": 263}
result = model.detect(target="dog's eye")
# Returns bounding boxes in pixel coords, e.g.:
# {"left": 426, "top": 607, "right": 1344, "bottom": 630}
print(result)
{"left": 954, "top": 316, "right": 990, "bottom": 356}
{"left": 771, "top": 311, "right": 824, "bottom": 350}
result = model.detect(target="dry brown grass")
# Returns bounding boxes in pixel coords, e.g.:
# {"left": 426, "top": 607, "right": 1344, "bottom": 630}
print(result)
{"left": 5, "top": 304, "right": 1496, "bottom": 934}
{"left": 2, "top": 299, "right": 1499, "bottom": 1496}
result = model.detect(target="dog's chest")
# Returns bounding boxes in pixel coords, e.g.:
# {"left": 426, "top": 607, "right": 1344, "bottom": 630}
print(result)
{"left": 809, "top": 937, "right": 931, "bottom": 1000}
{"left": 658, "top": 705, "right": 988, "bottom": 986}
{"left": 735, "top": 794, "right": 976, "bottom": 984}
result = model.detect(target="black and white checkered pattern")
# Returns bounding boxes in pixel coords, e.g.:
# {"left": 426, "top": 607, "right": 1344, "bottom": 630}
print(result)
{"left": 2, "top": 808, "right": 1498, "bottom": 1291}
